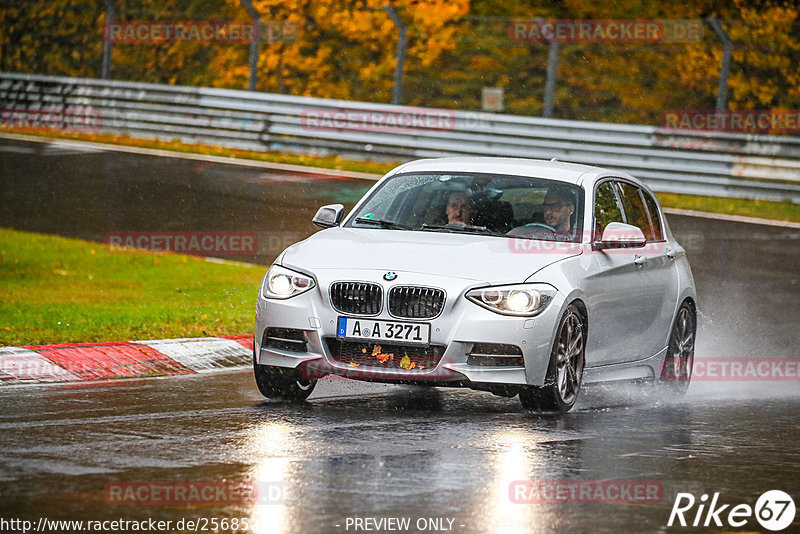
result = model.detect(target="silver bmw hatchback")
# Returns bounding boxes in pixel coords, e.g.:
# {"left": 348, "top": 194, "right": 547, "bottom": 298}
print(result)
{"left": 253, "top": 157, "right": 697, "bottom": 412}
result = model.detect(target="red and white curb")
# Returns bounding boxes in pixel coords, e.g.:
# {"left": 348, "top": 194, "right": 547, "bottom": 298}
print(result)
{"left": 0, "top": 335, "right": 253, "bottom": 385}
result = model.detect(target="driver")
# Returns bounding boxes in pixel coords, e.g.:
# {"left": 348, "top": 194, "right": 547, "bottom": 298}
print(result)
{"left": 446, "top": 191, "right": 475, "bottom": 226}
{"left": 543, "top": 186, "right": 576, "bottom": 233}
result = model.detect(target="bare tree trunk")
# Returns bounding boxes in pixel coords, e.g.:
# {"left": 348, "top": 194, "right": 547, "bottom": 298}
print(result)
{"left": 102, "top": 0, "right": 118, "bottom": 79}
{"left": 382, "top": 6, "right": 407, "bottom": 105}
{"left": 240, "top": 0, "right": 262, "bottom": 91}
{"left": 707, "top": 17, "right": 732, "bottom": 111}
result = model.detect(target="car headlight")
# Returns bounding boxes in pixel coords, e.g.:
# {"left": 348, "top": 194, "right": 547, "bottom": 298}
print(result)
{"left": 262, "top": 265, "right": 315, "bottom": 299}
{"left": 466, "top": 283, "right": 556, "bottom": 316}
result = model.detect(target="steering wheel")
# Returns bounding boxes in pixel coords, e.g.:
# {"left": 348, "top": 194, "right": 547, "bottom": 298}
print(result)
{"left": 507, "top": 222, "right": 557, "bottom": 239}
{"left": 518, "top": 223, "right": 555, "bottom": 232}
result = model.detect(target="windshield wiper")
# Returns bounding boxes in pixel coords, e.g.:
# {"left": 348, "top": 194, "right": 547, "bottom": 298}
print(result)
{"left": 420, "top": 223, "right": 505, "bottom": 236}
{"left": 354, "top": 217, "right": 413, "bottom": 230}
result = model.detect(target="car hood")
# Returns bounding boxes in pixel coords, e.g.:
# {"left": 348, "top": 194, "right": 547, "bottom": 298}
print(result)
{"left": 280, "top": 227, "right": 582, "bottom": 284}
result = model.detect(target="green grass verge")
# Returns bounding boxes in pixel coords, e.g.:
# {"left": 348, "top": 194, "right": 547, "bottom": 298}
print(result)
{"left": 2, "top": 127, "right": 798, "bottom": 222}
{"left": 655, "top": 192, "right": 800, "bottom": 222}
{"left": 0, "top": 228, "right": 265, "bottom": 347}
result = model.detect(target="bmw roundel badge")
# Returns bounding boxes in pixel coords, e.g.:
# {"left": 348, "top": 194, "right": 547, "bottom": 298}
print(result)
{"left": 383, "top": 272, "right": 397, "bottom": 281}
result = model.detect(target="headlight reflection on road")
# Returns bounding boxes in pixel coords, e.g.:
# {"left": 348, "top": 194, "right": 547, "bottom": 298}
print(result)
{"left": 490, "top": 433, "right": 539, "bottom": 534}
{"left": 248, "top": 423, "right": 294, "bottom": 534}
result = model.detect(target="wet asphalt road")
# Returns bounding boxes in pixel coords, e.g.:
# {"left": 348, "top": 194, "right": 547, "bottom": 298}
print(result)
{"left": 1, "top": 372, "right": 800, "bottom": 533}
{"left": 1, "top": 137, "right": 800, "bottom": 533}
{"left": 0, "top": 138, "right": 371, "bottom": 264}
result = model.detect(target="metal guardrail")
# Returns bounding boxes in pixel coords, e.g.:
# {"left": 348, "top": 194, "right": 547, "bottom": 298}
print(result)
{"left": 1, "top": 72, "right": 799, "bottom": 203}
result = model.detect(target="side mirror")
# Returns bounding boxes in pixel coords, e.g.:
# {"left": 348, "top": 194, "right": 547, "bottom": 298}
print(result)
{"left": 595, "top": 222, "right": 647, "bottom": 249}
{"left": 312, "top": 204, "right": 344, "bottom": 228}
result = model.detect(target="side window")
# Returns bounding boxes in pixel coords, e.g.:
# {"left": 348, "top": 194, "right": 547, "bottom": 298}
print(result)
{"left": 594, "top": 181, "right": 624, "bottom": 240}
{"left": 641, "top": 191, "right": 664, "bottom": 241}
{"left": 617, "top": 182, "right": 652, "bottom": 237}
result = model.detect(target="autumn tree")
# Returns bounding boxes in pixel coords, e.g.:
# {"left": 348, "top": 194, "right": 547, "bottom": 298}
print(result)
{"left": 677, "top": 1, "right": 800, "bottom": 114}
{"left": 0, "top": 0, "right": 105, "bottom": 76}
{"left": 1, "top": 0, "right": 799, "bottom": 127}
{"left": 209, "top": 0, "right": 469, "bottom": 102}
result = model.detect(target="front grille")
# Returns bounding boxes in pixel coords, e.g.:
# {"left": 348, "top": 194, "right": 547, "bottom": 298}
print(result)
{"left": 325, "top": 338, "right": 445, "bottom": 370}
{"left": 388, "top": 286, "right": 445, "bottom": 319}
{"left": 467, "top": 343, "right": 524, "bottom": 367}
{"left": 262, "top": 328, "right": 307, "bottom": 353}
{"left": 329, "top": 282, "right": 382, "bottom": 315}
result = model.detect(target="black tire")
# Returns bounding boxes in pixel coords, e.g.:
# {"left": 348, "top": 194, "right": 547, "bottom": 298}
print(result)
{"left": 657, "top": 302, "right": 695, "bottom": 396}
{"left": 253, "top": 344, "right": 316, "bottom": 400}
{"left": 519, "top": 304, "right": 586, "bottom": 413}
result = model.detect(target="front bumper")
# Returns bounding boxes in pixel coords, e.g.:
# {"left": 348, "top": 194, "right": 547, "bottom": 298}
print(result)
{"left": 254, "top": 268, "right": 565, "bottom": 387}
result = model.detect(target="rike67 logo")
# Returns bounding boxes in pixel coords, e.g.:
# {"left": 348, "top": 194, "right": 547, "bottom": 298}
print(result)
{"left": 668, "top": 490, "right": 796, "bottom": 531}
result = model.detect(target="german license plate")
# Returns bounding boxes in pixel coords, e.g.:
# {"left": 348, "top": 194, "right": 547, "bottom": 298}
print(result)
{"left": 337, "top": 317, "right": 430, "bottom": 345}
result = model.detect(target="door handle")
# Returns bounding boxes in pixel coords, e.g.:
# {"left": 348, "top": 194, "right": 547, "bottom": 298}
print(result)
{"left": 634, "top": 254, "right": 647, "bottom": 266}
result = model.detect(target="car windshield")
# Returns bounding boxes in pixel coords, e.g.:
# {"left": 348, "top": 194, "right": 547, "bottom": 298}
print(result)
{"left": 346, "top": 172, "right": 584, "bottom": 242}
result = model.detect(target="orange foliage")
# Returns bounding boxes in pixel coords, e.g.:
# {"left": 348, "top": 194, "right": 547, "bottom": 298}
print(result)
{"left": 209, "top": 0, "right": 469, "bottom": 101}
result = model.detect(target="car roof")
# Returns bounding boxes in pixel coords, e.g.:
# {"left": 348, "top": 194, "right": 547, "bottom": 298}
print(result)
{"left": 387, "top": 157, "right": 639, "bottom": 187}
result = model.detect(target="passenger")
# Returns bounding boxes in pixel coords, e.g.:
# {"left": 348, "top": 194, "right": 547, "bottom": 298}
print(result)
{"left": 446, "top": 191, "right": 475, "bottom": 226}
